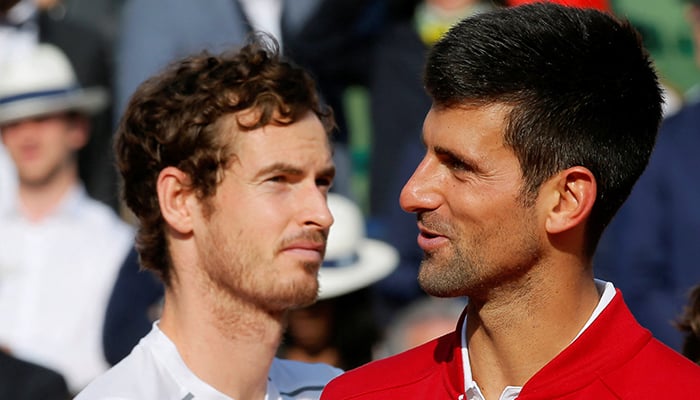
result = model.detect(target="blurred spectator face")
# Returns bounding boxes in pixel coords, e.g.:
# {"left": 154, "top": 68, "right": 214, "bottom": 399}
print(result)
{"left": 0, "top": 114, "right": 86, "bottom": 186}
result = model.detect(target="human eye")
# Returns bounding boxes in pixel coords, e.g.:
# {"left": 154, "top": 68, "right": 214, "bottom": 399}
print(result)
{"left": 441, "top": 153, "right": 471, "bottom": 173}
{"left": 445, "top": 157, "right": 467, "bottom": 172}
{"left": 267, "top": 175, "right": 288, "bottom": 183}
{"left": 316, "top": 175, "right": 334, "bottom": 192}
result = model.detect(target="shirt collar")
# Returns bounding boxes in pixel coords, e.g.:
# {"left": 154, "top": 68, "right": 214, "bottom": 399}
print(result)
{"left": 460, "top": 279, "right": 616, "bottom": 400}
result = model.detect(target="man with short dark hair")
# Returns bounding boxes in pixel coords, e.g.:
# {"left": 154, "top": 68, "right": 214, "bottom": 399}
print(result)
{"left": 321, "top": 3, "right": 700, "bottom": 399}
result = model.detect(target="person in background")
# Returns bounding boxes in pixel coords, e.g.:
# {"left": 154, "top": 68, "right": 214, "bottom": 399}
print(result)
{"left": 114, "top": 0, "right": 356, "bottom": 199}
{"left": 677, "top": 284, "right": 700, "bottom": 364}
{"left": 0, "top": 43, "right": 133, "bottom": 394}
{"left": 593, "top": 0, "right": 700, "bottom": 351}
{"left": 0, "top": 351, "right": 69, "bottom": 400}
{"left": 1, "top": 0, "right": 120, "bottom": 210}
{"left": 373, "top": 296, "right": 465, "bottom": 359}
{"left": 76, "top": 35, "right": 341, "bottom": 398}
{"left": 320, "top": 4, "right": 700, "bottom": 399}
{"left": 101, "top": 246, "right": 164, "bottom": 366}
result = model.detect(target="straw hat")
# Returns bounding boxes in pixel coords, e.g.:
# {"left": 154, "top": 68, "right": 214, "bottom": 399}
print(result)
{"left": 318, "top": 194, "right": 399, "bottom": 300}
{"left": 0, "top": 43, "right": 108, "bottom": 125}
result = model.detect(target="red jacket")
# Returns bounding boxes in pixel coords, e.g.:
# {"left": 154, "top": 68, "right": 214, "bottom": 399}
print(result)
{"left": 321, "top": 290, "right": 700, "bottom": 399}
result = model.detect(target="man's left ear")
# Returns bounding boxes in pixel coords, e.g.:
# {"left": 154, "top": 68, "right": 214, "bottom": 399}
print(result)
{"left": 544, "top": 166, "right": 596, "bottom": 234}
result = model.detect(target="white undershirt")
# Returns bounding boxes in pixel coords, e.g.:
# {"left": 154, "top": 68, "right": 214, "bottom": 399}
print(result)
{"left": 459, "top": 280, "right": 616, "bottom": 400}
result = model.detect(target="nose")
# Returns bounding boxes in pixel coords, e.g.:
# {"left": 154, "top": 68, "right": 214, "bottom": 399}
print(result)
{"left": 302, "top": 189, "right": 334, "bottom": 230}
{"left": 400, "top": 155, "right": 441, "bottom": 214}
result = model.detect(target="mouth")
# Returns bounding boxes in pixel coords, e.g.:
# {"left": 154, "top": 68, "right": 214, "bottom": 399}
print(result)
{"left": 281, "top": 241, "right": 326, "bottom": 263}
{"left": 419, "top": 226, "right": 441, "bottom": 239}
{"left": 416, "top": 222, "right": 449, "bottom": 251}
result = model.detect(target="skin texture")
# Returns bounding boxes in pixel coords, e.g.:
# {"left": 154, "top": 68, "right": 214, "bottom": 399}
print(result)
{"left": 157, "top": 110, "right": 336, "bottom": 399}
{"left": 400, "top": 103, "right": 601, "bottom": 399}
{"left": 401, "top": 104, "right": 542, "bottom": 301}
{"left": 191, "top": 111, "right": 335, "bottom": 313}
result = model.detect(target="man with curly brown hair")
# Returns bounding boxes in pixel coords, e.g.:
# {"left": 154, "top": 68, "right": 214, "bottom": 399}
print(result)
{"left": 76, "top": 35, "right": 341, "bottom": 399}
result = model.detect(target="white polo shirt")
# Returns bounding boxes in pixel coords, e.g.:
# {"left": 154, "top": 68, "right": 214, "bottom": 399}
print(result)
{"left": 76, "top": 323, "right": 343, "bottom": 400}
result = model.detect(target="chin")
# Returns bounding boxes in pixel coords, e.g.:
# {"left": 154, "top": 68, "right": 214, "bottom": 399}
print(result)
{"left": 271, "top": 281, "right": 319, "bottom": 311}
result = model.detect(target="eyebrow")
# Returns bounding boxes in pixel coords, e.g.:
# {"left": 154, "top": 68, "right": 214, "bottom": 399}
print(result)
{"left": 254, "top": 162, "right": 336, "bottom": 180}
{"left": 256, "top": 162, "right": 303, "bottom": 178}
{"left": 434, "top": 145, "right": 481, "bottom": 173}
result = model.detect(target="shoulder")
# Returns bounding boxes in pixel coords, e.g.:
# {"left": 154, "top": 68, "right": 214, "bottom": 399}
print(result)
{"left": 601, "top": 337, "right": 700, "bottom": 396}
{"left": 75, "top": 344, "right": 150, "bottom": 399}
{"left": 321, "top": 332, "right": 462, "bottom": 399}
{"left": 75, "top": 332, "right": 183, "bottom": 399}
{"left": 270, "top": 358, "right": 343, "bottom": 398}
{"left": 637, "top": 338, "right": 700, "bottom": 379}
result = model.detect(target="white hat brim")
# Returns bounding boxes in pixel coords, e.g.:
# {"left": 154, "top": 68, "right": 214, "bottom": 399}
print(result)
{"left": 317, "top": 238, "right": 399, "bottom": 300}
{"left": 0, "top": 87, "right": 108, "bottom": 125}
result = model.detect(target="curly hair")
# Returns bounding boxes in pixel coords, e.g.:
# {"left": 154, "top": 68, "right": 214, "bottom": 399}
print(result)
{"left": 678, "top": 285, "right": 700, "bottom": 364}
{"left": 115, "top": 35, "right": 334, "bottom": 285}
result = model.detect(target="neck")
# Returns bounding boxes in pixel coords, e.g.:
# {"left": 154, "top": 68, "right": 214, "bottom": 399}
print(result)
{"left": 17, "top": 164, "right": 78, "bottom": 222}
{"left": 159, "top": 270, "right": 285, "bottom": 399}
{"left": 465, "top": 260, "right": 600, "bottom": 399}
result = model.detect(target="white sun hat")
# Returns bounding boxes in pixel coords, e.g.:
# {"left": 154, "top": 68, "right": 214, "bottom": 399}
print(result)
{"left": 318, "top": 193, "right": 400, "bottom": 300}
{"left": 0, "top": 43, "right": 108, "bottom": 126}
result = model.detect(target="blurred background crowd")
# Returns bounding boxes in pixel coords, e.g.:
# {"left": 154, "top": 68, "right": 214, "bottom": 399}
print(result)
{"left": 1, "top": 0, "right": 699, "bottom": 397}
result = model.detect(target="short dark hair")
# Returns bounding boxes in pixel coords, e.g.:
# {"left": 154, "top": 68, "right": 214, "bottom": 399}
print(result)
{"left": 424, "top": 3, "right": 662, "bottom": 255}
{"left": 115, "top": 35, "right": 334, "bottom": 284}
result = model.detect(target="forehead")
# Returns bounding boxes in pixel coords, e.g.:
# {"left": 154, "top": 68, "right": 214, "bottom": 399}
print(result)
{"left": 423, "top": 103, "right": 511, "bottom": 156}
{"left": 229, "top": 111, "right": 333, "bottom": 168}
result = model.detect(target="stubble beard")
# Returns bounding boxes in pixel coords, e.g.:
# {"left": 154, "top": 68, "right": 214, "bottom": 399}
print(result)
{"left": 200, "top": 225, "right": 324, "bottom": 315}
{"left": 417, "top": 219, "right": 541, "bottom": 300}
{"left": 417, "top": 242, "right": 480, "bottom": 298}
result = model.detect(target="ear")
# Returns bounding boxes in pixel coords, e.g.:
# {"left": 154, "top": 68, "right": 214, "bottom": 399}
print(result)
{"left": 65, "top": 115, "right": 89, "bottom": 150}
{"left": 544, "top": 166, "right": 596, "bottom": 234}
{"left": 157, "top": 166, "right": 195, "bottom": 235}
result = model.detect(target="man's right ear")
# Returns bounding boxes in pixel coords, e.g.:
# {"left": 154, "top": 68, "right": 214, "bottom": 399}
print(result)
{"left": 157, "top": 166, "right": 195, "bottom": 234}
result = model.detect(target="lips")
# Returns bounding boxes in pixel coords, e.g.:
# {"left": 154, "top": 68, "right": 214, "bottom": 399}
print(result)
{"left": 416, "top": 217, "right": 450, "bottom": 252}
{"left": 281, "top": 240, "right": 326, "bottom": 263}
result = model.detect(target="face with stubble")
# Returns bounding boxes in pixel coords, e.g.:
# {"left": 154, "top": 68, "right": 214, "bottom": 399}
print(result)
{"left": 191, "top": 110, "right": 336, "bottom": 312}
{"left": 400, "top": 103, "right": 544, "bottom": 299}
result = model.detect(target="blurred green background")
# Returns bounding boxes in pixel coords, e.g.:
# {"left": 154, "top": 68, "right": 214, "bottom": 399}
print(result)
{"left": 612, "top": 0, "right": 700, "bottom": 96}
